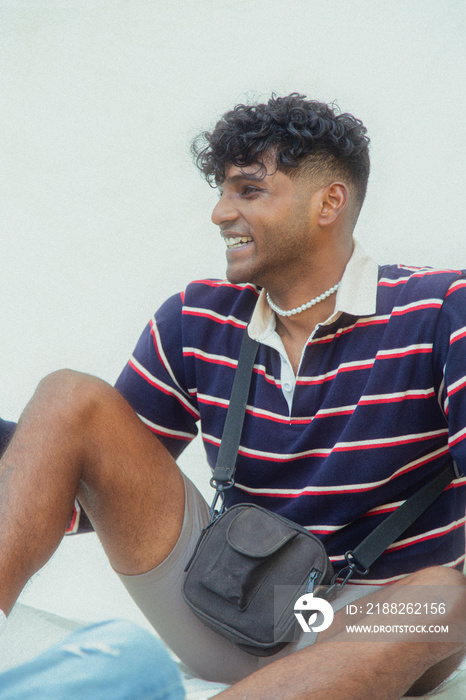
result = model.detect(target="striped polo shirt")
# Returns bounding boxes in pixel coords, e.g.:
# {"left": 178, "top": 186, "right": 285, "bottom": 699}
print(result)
{"left": 115, "top": 242, "right": 466, "bottom": 584}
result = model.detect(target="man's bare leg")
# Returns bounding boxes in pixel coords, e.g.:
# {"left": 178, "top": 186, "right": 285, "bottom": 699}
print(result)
{"left": 216, "top": 566, "right": 466, "bottom": 699}
{"left": 1, "top": 370, "right": 465, "bottom": 698}
{"left": 0, "top": 369, "right": 185, "bottom": 614}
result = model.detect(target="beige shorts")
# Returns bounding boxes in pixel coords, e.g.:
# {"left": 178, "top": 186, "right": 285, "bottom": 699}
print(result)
{"left": 117, "top": 473, "right": 383, "bottom": 685}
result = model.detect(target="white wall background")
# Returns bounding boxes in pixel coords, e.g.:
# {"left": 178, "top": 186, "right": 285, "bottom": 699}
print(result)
{"left": 1, "top": 0, "right": 465, "bottom": 422}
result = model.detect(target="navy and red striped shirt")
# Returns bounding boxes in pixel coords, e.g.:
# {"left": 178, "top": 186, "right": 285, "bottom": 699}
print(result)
{"left": 115, "top": 243, "right": 466, "bottom": 584}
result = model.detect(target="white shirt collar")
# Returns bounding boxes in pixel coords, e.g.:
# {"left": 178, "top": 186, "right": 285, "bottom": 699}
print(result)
{"left": 248, "top": 239, "right": 379, "bottom": 342}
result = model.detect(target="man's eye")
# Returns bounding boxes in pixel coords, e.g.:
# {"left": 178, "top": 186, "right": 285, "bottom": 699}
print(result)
{"left": 242, "top": 186, "right": 260, "bottom": 196}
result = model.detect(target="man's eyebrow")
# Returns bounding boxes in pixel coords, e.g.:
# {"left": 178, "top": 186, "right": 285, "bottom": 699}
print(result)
{"left": 222, "top": 172, "right": 266, "bottom": 185}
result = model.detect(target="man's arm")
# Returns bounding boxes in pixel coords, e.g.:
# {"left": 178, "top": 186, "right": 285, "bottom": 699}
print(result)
{"left": 433, "top": 275, "right": 466, "bottom": 471}
{"left": 114, "top": 291, "right": 200, "bottom": 460}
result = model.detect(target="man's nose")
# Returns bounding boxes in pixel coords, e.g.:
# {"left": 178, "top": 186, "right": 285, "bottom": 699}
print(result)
{"left": 211, "top": 194, "right": 238, "bottom": 226}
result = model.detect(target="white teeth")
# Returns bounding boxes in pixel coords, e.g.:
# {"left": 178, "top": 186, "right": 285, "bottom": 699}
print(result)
{"left": 225, "top": 236, "right": 253, "bottom": 249}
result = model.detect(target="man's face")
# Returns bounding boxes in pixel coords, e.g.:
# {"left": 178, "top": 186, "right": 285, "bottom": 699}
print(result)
{"left": 211, "top": 159, "right": 321, "bottom": 289}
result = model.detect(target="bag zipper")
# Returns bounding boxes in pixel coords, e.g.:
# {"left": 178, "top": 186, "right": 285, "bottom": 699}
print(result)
{"left": 306, "top": 568, "right": 321, "bottom": 594}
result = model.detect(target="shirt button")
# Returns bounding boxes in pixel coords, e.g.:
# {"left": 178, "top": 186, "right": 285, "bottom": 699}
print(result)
{"left": 283, "top": 382, "right": 293, "bottom": 392}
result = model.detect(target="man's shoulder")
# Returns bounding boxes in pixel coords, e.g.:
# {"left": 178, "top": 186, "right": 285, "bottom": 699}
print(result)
{"left": 183, "top": 279, "right": 260, "bottom": 313}
{"left": 152, "top": 280, "right": 260, "bottom": 343}
{"left": 372, "top": 264, "right": 466, "bottom": 321}
{"left": 377, "top": 263, "right": 466, "bottom": 297}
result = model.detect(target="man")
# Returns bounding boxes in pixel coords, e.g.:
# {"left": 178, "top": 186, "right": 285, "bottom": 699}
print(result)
{"left": 0, "top": 93, "right": 465, "bottom": 698}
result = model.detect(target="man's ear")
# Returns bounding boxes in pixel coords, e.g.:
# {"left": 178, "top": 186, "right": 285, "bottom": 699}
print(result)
{"left": 318, "top": 182, "right": 348, "bottom": 226}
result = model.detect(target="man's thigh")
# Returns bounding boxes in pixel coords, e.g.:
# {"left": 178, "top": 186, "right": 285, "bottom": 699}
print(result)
{"left": 69, "top": 377, "right": 186, "bottom": 577}
{"left": 117, "top": 472, "right": 264, "bottom": 684}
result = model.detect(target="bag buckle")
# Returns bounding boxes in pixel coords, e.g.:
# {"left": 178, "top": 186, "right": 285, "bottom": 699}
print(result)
{"left": 209, "top": 478, "right": 234, "bottom": 523}
{"left": 326, "top": 550, "right": 369, "bottom": 597}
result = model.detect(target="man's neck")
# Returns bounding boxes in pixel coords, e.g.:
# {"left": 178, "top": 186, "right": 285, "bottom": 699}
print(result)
{"left": 268, "top": 233, "right": 351, "bottom": 301}
{"left": 267, "top": 237, "right": 353, "bottom": 373}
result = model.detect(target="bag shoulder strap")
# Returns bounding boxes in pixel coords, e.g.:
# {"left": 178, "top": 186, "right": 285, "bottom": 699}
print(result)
{"left": 211, "top": 329, "right": 259, "bottom": 487}
{"left": 349, "top": 459, "right": 461, "bottom": 573}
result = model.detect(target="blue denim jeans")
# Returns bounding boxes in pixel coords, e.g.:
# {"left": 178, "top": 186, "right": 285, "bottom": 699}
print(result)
{"left": 0, "top": 619, "right": 185, "bottom": 699}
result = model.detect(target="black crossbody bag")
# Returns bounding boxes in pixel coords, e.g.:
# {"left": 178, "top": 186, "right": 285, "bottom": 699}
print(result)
{"left": 183, "top": 330, "right": 461, "bottom": 656}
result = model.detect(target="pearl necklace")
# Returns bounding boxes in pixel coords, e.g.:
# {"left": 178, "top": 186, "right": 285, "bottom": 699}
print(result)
{"left": 266, "top": 282, "right": 340, "bottom": 317}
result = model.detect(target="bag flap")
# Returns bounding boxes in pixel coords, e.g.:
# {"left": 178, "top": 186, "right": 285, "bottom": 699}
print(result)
{"left": 227, "top": 507, "right": 298, "bottom": 557}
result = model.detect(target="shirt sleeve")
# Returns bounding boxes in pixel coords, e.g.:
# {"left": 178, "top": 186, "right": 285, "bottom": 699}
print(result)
{"left": 114, "top": 291, "right": 199, "bottom": 459}
{"left": 433, "top": 275, "right": 466, "bottom": 471}
{"left": 0, "top": 418, "right": 16, "bottom": 456}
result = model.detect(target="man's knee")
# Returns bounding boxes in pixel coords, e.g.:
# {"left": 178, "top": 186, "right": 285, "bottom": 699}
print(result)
{"left": 402, "top": 566, "right": 466, "bottom": 650}
{"left": 400, "top": 568, "right": 466, "bottom": 695}
{"left": 33, "top": 369, "right": 117, "bottom": 427}
{"left": 405, "top": 565, "right": 466, "bottom": 588}
{"left": 403, "top": 566, "right": 466, "bottom": 617}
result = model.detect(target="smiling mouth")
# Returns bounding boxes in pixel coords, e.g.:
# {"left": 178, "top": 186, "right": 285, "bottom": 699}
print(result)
{"left": 224, "top": 236, "right": 253, "bottom": 250}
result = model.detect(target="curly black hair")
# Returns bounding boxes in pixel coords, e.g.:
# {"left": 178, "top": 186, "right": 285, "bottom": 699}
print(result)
{"left": 192, "top": 93, "right": 371, "bottom": 206}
